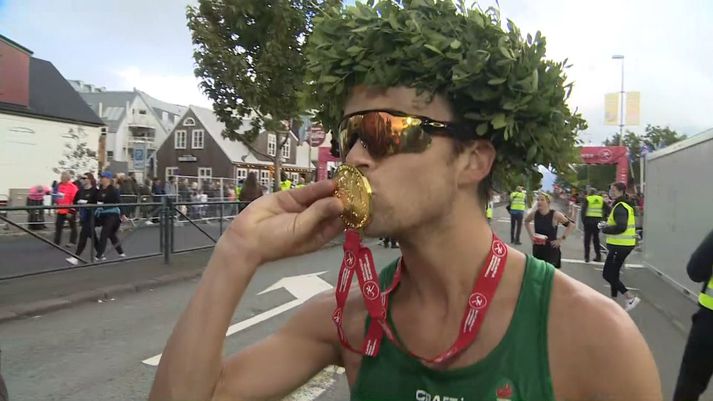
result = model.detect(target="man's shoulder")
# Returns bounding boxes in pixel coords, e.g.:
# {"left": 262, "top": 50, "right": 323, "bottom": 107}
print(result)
{"left": 547, "top": 273, "right": 653, "bottom": 397}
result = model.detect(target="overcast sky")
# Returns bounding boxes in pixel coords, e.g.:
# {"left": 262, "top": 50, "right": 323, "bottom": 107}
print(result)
{"left": 2, "top": 0, "right": 712, "bottom": 145}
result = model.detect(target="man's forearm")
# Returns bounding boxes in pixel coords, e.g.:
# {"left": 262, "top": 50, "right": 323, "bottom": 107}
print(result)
{"left": 149, "top": 238, "right": 259, "bottom": 401}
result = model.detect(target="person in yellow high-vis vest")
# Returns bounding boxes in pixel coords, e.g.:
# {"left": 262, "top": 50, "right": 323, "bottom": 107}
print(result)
{"left": 599, "top": 182, "right": 640, "bottom": 312}
{"left": 674, "top": 229, "right": 713, "bottom": 401}
{"left": 580, "top": 188, "right": 608, "bottom": 263}
{"left": 508, "top": 186, "right": 527, "bottom": 244}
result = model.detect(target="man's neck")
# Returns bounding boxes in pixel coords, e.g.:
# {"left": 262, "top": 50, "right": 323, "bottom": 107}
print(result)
{"left": 396, "top": 198, "right": 494, "bottom": 312}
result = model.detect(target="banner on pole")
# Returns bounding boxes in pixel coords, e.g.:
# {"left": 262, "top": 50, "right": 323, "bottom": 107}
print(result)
{"left": 625, "top": 91, "right": 640, "bottom": 126}
{"left": 604, "top": 93, "right": 619, "bottom": 126}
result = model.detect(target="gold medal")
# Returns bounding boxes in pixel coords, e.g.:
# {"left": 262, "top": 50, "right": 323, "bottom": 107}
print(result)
{"left": 333, "top": 164, "right": 372, "bottom": 229}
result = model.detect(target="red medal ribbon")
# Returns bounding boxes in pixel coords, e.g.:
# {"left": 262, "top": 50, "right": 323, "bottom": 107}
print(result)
{"left": 333, "top": 230, "right": 508, "bottom": 365}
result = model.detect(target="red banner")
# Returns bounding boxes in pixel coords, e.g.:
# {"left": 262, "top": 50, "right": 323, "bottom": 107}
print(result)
{"left": 317, "top": 147, "right": 340, "bottom": 181}
{"left": 579, "top": 146, "right": 629, "bottom": 183}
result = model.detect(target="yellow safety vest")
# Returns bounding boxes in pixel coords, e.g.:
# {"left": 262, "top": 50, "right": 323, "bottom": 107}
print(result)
{"left": 510, "top": 192, "right": 526, "bottom": 211}
{"left": 486, "top": 203, "right": 493, "bottom": 219}
{"left": 280, "top": 180, "right": 292, "bottom": 191}
{"left": 585, "top": 195, "right": 604, "bottom": 218}
{"left": 605, "top": 202, "right": 637, "bottom": 246}
{"left": 699, "top": 276, "right": 713, "bottom": 310}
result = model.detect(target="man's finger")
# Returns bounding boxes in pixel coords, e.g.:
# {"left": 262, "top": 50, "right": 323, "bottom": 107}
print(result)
{"left": 274, "top": 180, "right": 337, "bottom": 213}
{"left": 294, "top": 197, "right": 343, "bottom": 237}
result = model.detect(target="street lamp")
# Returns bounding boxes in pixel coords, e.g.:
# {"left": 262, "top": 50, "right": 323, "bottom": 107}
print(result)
{"left": 612, "top": 55, "right": 625, "bottom": 146}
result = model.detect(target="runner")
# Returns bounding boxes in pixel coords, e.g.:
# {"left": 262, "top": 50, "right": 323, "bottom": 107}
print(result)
{"left": 524, "top": 192, "right": 574, "bottom": 269}
{"left": 95, "top": 172, "right": 126, "bottom": 260}
{"left": 66, "top": 172, "right": 99, "bottom": 266}
{"left": 600, "top": 182, "right": 641, "bottom": 311}
{"left": 150, "top": 3, "right": 660, "bottom": 401}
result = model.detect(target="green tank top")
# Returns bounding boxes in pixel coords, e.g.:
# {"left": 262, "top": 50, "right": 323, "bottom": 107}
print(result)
{"left": 351, "top": 255, "right": 555, "bottom": 401}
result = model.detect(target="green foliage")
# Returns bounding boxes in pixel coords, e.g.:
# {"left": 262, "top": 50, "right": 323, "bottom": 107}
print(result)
{"left": 303, "top": 0, "right": 587, "bottom": 185}
{"left": 186, "top": 0, "right": 338, "bottom": 142}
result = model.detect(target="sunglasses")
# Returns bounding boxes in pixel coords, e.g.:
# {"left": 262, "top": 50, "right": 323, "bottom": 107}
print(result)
{"left": 333, "top": 109, "right": 474, "bottom": 161}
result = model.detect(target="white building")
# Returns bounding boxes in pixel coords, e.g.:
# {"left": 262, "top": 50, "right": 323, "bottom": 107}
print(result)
{"left": 69, "top": 82, "right": 187, "bottom": 181}
{"left": 0, "top": 34, "right": 104, "bottom": 199}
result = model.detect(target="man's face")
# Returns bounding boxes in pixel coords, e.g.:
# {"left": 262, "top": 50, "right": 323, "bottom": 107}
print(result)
{"left": 342, "top": 86, "right": 480, "bottom": 238}
{"left": 609, "top": 185, "right": 620, "bottom": 199}
{"left": 60, "top": 173, "right": 71, "bottom": 183}
{"left": 100, "top": 177, "right": 111, "bottom": 187}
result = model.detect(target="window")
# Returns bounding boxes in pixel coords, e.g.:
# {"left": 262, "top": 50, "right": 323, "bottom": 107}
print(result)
{"left": 198, "top": 167, "right": 212, "bottom": 181}
{"left": 280, "top": 137, "right": 290, "bottom": 159}
{"left": 267, "top": 134, "right": 277, "bottom": 156}
{"left": 236, "top": 168, "right": 248, "bottom": 181}
{"left": 166, "top": 167, "right": 179, "bottom": 180}
{"left": 107, "top": 151, "right": 114, "bottom": 159}
{"left": 259, "top": 170, "right": 271, "bottom": 189}
{"left": 138, "top": 109, "right": 147, "bottom": 115}
{"left": 290, "top": 173, "right": 300, "bottom": 182}
{"left": 183, "top": 117, "right": 196, "bottom": 126}
{"left": 174, "top": 130, "right": 187, "bottom": 149}
{"left": 191, "top": 129, "right": 205, "bottom": 149}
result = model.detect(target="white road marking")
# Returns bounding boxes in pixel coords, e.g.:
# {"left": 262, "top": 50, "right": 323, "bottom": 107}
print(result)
{"left": 142, "top": 271, "right": 333, "bottom": 367}
{"left": 562, "top": 258, "right": 644, "bottom": 268}
{"left": 283, "top": 365, "right": 346, "bottom": 401}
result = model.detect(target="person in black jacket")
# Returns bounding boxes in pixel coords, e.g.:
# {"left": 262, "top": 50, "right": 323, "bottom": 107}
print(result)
{"left": 674, "top": 229, "right": 713, "bottom": 401}
{"left": 599, "top": 182, "right": 640, "bottom": 312}
{"left": 66, "top": 173, "right": 99, "bottom": 265}
{"left": 95, "top": 172, "right": 126, "bottom": 260}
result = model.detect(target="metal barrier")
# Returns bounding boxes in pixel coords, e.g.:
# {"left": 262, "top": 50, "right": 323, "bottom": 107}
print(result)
{"left": 0, "top": 198, "right": 248, "bottom": 281}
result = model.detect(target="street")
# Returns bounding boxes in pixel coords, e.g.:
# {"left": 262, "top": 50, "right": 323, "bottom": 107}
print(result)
{"left": 0, "top": 207, "right": 710, "bottom": 401}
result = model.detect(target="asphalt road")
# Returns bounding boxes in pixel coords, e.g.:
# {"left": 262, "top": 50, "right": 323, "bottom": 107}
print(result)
{"left": 1, "top": 207, "right": 710, "bottom": 401}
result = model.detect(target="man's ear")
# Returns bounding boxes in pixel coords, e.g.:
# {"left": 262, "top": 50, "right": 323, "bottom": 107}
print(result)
{"left": 458, "top": 139, "right": 495, "bottom": 186}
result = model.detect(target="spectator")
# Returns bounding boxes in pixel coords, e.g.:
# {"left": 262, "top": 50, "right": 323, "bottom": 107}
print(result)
{"left": 238, "top": 172, "right": 263, "bottom": 213}
{"left": 53, "top": 171, "right": 79, "bottom": 247}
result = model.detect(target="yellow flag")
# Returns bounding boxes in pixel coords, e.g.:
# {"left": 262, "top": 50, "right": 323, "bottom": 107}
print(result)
{"left": 625, "top": 91, "right": 640, "bottom": 126}
{"left": 604, "top": 93, "right": 619, "bottom": 126}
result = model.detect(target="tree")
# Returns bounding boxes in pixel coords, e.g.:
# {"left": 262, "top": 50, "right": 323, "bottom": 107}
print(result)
{"left": 187, "top": 0, "right": 339, "bottom": 192}
{"left": 53, "top": 127, "right": 98, "bottom": 176}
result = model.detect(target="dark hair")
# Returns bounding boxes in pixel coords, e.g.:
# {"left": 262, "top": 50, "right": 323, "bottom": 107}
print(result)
{"left": 239, "top": 172, "right": 263, "bottom": 202}
{"left": 84, "top": 172, "right": 97, "bottom": 188}
{"left": 611, "top": 182, "right": 627, "bottom": 193}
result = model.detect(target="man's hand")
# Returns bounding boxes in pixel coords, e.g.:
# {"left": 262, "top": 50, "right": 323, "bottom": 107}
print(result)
{"left": 597, "top": 221, "right": 607, "bottom": 230}
{"left": 220, "top": 180, "right": 345, "bottom": 266}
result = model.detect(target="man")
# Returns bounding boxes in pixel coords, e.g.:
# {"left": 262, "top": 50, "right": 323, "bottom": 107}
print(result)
{"left": 150, "top": 2, "right": 660, "bottom": 401}
{"left": 53, "top": 171, "right": 79, "bottom": 247}
{"left": 508, "top": 186, "right": 526, "bottom": 244}
{"left": 674, "top": 229, "right": 713, "bottom": 401}
{"left": 600, "top": 182, "right": 641, "bottom": 311}
{"left": 580, "top": 187, "right": 607, "bottom": 262}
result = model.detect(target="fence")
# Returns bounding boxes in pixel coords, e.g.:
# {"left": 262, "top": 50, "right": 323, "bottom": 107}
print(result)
{"left": 0, "top": 198, "right": 245, "bottom": 281}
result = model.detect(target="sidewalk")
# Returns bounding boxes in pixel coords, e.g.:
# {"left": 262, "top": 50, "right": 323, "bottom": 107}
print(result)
{"left": 0, "top": 237, "right": 345, "bottom": 323}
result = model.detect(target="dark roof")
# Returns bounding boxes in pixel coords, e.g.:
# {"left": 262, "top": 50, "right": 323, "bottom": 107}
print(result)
{"left": 79, "top": 91, "right": 136, "bottom": 132}
{"left": 0, "top": 58, "right": 104, "bottom": 126}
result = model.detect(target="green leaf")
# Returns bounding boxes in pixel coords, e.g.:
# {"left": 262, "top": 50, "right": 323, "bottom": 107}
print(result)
{"left": 424, "top": 44, "right": 444, "bottom": 55}
{"left": 476, "top": 123, "right": 489, "bottom": 136}
{"left": 449, "top": 39, "right": 462, "bottom": 49}
{"left": 491, "top": 113, "right": 507, "bottom": 129}
{"left": 527, "top": 146, "right": 537, "bottom": 161}
{"left": 346, "top": 46, "right": 364, "bottom": 55}
{"left": 488, "top": 77, "right": 507, "bottom": 85}
{"left": 320, "top": 75, "right": 340, "bottom": 83}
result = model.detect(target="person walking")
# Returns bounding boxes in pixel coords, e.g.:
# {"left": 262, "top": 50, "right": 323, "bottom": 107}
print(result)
{"left": 600, "top": 182, "right": 640, "bottom": 311}
{"left": 508, "top": 186, "right": 526, "bottom": 244}
{"left": 673, "top": 228, "right": 713, "bottom": 401}
{"left": 52, "top": 172, "right": 80, "bottom": 247}
{"left": 238, "top": 172, "right": 263, "bottom": 213}
{"left": 66, "top": 173, "right": 99, "bottom": 265}
{"left": 580, "top": 188, "right": 608, "bottom": 263}
{"left": 95, "top": 172, "right": 126, "bottom": 260}
{"left": 525, "top": 193, "right": 574, "bottom": 269}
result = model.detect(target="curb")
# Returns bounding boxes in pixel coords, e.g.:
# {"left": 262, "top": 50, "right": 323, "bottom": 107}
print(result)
{"left": 0, "top": 240, "right": 346, "bottom": 324}
{"left": 0, "top": 269, "right": 205, "bottom": 324}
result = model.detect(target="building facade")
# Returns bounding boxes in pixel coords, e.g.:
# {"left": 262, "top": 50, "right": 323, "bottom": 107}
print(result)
{"left": 0, "top": 35, "right": 104, "bottom": 199}
{"left": 155, "top": 106, "right": 312, "bottom": 190}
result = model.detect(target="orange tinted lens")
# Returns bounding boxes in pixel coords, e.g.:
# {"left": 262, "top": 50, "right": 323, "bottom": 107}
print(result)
{"left": 338, "top": 112, "right": 432, "bottom": 161}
